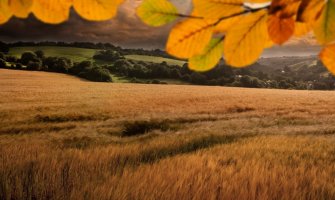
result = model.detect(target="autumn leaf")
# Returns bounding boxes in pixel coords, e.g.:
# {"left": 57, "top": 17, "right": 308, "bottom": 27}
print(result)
{"left": 189, "top": 38, "right": 224, "bottom": 72}
{"left": 192, "top": 0, "right": 244, "bottom": 19}
{"left": 8, "top": 0, "right": 33, "bottom": 18}
{"left": 294, "top": 22, "right": 312, "bottom": 36}
{"left": 136, "top": 0, "right": 179, "bottom": 27}
{"left": 246, "top": 0, "right": 271, "bottom": 2}
{"left": 224, "top": 10, "right": 268, "bottom": 67}
{"left": 0, "top": 0, "right": 12, "bottom": 24}
{"left": 214, "top": 15, "right": 242, "bottom": 33}
{"left": 73, "top": 0, "right": 124, "bottom": 21}
{"left": 269, "top": 0, "right": 301, "bottom": 18}
{"left": 313, "top": 0, "right": 335, "bottom": 44}
{"left": 297, "top": 0, "right": 325, "bottom": 23}
{"left": 32, "top": 0, "right": 73, "bottom": 24}
{"left": 166, "top": 18, "right": 214, "bottom": 59}
{"left": 320, "top": 44, "right": 335, "bottom": 75}
{"left": 268, "top": 15, "right": 295, "bottom": 44}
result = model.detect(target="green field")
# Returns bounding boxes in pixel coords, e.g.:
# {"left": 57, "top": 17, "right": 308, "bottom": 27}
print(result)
{"left": 9, "top": 46, "right": 97, "bottom": 62}
{"left": 125, "top": 55, "right": 186, "bottom": 66}
{"left": 7, "top": 46, "right": 188, "bottom": 85}
{"left": 9, "top": 46, "right": 186, "bottom": 66}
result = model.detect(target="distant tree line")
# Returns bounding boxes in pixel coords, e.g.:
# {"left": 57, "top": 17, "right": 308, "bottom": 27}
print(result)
{"left": 0, "top": 50, "right": 112, "bottom": 82}
{"left": 1, "top": 42, "right": 335, "bottom": 90}
{"left": 103, "top": 56, "right": 335, "bottom": 90}
{"left": 2, "top": 41, "right": 175, "bottom": 59}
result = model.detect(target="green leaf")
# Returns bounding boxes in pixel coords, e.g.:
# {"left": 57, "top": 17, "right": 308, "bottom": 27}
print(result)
{"left": 189, "top": 38, "right": 224, "bottom": 72}
{"left": 314, "top": 0, "right": 335, "bottom": 44}
{"left": 136, "top": 0, "right": 179, "bottom": 27}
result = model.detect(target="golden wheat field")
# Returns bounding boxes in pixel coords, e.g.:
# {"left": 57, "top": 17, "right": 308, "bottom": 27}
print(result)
{"left": 1, "top": 69, "right": 335, "bottom": 200}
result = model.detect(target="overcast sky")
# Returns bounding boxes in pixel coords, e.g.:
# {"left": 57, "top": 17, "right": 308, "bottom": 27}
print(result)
{"left": 0, "top": 0, "right": 191, "bottom": 49}
{"left": 0, "top": 0, "right": 319, "bottom": 56}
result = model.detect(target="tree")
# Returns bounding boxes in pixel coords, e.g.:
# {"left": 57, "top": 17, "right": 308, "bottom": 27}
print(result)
{"left": 27, "top": 60, "right": 42, "bottom": 71}
{"left": 78, "top": 66, "right": 113, "bottom": 82}
{"left": 190, "top": 72, "right": 207, "bottom": 85}
{"left": 93, "top": 50, "right": 124, "bottom": 61}
{"left": 69, "top": 61, "right": 92, "bottom": 75}
{"left": 240, "top": 76, "right": 252, "bottom": 88}
{"left": 20, "top": 52, "right": 39, "bottom": 65}
{"left": 0, "top": 42, "right": 9, "bottom": 54}
{"left": 5, "top": 56, "right": 17, "bottom": 63}
{"left": 35, "top": 50, "right": 45, "bottom": 59}
{"left": 0, "top": 59, "right": 6, "bottom": 68}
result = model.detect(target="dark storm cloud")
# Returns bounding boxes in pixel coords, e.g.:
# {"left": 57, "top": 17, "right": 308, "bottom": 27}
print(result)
{"left": 0, "top": 0, "right": 191, "bottom": 49}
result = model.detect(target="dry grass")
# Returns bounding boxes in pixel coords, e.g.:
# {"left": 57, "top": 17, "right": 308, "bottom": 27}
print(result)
{"left": 1, "top": 69, "right": 335, "bottom": 200}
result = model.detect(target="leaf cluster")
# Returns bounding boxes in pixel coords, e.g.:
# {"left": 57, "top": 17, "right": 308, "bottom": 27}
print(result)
{"left": 0, "top": 0, "right": 124, "bottom": 24}
{"left": 1, "top": 0, "right": 334, "bottom": 75}
{"left": 137, "top": 0, "right": 335, "bottom": 74}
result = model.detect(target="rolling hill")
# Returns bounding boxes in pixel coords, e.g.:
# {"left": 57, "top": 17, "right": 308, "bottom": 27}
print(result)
{"left": 4, "top": 45, "right": 334, "bottom": 90}
{"left": 9, "top": 46, "right": 185, "bottom": 66}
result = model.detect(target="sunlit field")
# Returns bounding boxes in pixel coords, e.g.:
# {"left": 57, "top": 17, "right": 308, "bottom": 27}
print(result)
{"left": 8, "top": 46, "right": 186, "bottom": 66}
{"left": 1, "top": 69, "right": 335, "bottom": 200}
{"left": 9, "top": 46, "right": 96, "bottom": 63}
{"left": 125, "top": 55, "right": 186, "bottom": 66}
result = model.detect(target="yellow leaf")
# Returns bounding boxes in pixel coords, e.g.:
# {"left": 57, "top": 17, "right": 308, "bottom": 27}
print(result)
{"left": 319, "top": 44, "right": 335, "bottom": 75}
{"left": 192, "top": 0, "right": 244, "bottom": 19}
{"left": 294, "top": 22, "right": 312, "bottom": 36}
{"left": 268, "top": 15, "right": 295, "bottom": 45}
{"left": 166, "top": 18, "right": 214, "bottom": 59}
{"left": 297, "top": 0, "right": 325, "bottom": 23}
{"left": 214, "top": 15, "right": 242, "bottom": 33}
{"left": 8, "top": 0, "right": 33, "bottom": 18}
{"left": 223, "top": 10, "right": 268, "bottom": 67}
{"left": 32, "top": 0, "right": 73, "bottom": 24}
{"left": 73, "top": 0, "right": 124, "bottom": 21}
{"left": 0, "top": 0, "right": 12, "bottom": 24}
{"left": 245, "top": 0, "right": 271, "bottom": 2}
{"left": 189, "top": 38, "right": 224, "bottom": 72}
{"left": 137, "top": 0, "right": 179, "bottom": 27}
{"left": 264, "top": 37, "right": 274, "bottom": 48}
{"left": 314, "top": 0, "right": 335, "bottom": 45}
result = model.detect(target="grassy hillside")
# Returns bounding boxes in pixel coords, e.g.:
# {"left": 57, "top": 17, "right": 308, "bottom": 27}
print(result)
{"left": 5, "top": 46, "right": 335, "bottom": 90}
{"left": 258, "top": 56, "right": 318, "bottom": 71}
{"left": 1, "top": 69, "right": 335, "bottom": 199}
{"left": 125, "top": 54, "right": 186, "bottom": 66}
{"left": 8, "top": 46, "right": 186, "bottom": 66}
{"left": 9, "top": 46, "right": 97, "bottom": 62}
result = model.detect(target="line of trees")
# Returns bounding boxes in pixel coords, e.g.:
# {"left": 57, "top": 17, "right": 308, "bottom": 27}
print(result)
{"left": 1, "top": 43, "right": 335, "bottom": 90}
{"left": 103, "top": 57, "right": 335, "bottom": 90}
{"left": 2, "top": 41, "right": 176, "bottom": 59}
{"left": 0, "top": 51, "right": 112, "bottom": 82}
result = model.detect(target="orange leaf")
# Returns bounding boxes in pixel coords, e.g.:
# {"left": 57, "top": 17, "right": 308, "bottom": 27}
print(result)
{"left": 320, "top": 44, "right": 335, "bottom": 75}
{"left": 166, "top": 19, "right": 214, "bottom": 59}
{"left": 269, "top": 0, "right": 301, "bottom": 18}
{"left": 0, "top": 0, "right": 12, "bottom": 24}
{"left": 294, "top": 22, "right": 312, "bottom": 36}
{"left": 297, "top": 0, "right": 325, "bottom": 23}
{"left": 223, "top": 10, "right": 268, "bottom": 67}
{"left": 268, "top": 15, "right": 295, "bottom": 45}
